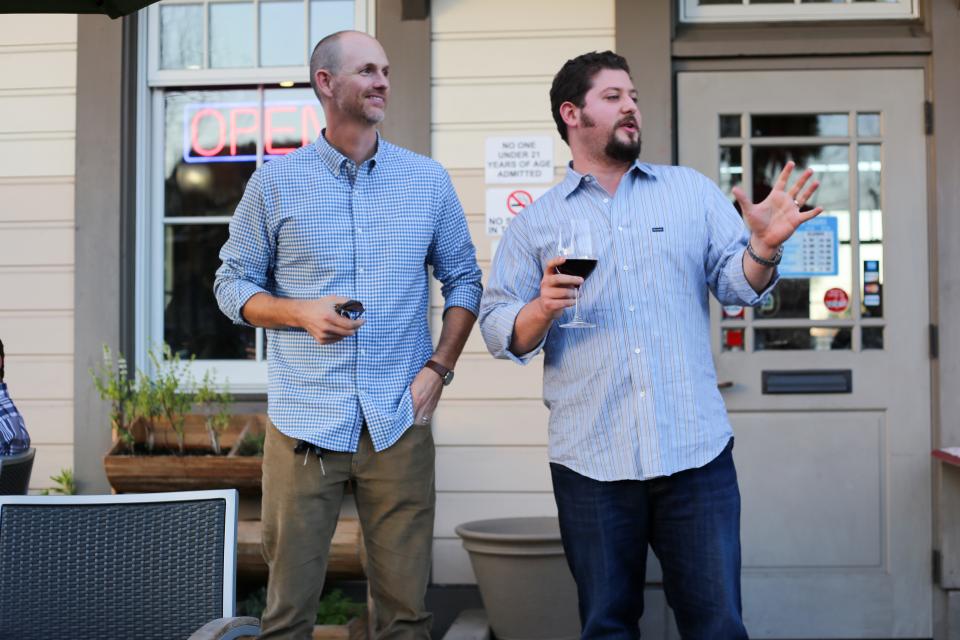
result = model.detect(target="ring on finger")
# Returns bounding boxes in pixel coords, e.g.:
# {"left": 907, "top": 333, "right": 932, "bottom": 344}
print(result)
{"left": 794, "top": 199, "right": 802, "bottom": 208}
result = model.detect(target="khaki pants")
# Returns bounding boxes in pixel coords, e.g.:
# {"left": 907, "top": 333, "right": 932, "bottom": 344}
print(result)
{"left": 258, "top": 421, "right": 436, "bottom": 640}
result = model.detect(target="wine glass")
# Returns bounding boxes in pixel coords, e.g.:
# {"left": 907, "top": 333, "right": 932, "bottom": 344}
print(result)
{"left": 556, "top": 218, "right": 598, "bottom": 329}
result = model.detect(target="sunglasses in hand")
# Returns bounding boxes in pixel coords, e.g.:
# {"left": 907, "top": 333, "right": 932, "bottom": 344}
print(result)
{"left": 334, "top": 300, "right": 365, "bottom": 320}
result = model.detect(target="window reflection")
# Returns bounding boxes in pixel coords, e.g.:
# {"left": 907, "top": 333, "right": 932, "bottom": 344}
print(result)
{"left": 862, "top": 327, "right": 883, "bottom": 349}
{"left": 164, "top": 224, "right": 256, "bottom": 360}
{"left": 857, "top": 113, "right": 881, "bottom": 137}
{"left": 752, "top": 114, "right": 847, "bottom": 137}
{"left": 210, "top": 2, "right": 255, "bottom": 68}
{"left": 310, "top": 0, "right": 355, "bottom": 46}
{"left": 719, "top": 146, "right": 742, "bottom": 197}
{"left": 165, "top": 90, "right": 259, "bottom": 217}
{"left": 858, "top": 144, "right": 883, "bottom": 318}
{"left": 753, "top": 144, "right": 852, "bottom": 320}
{"left": 161, "top": 86, "right": 324, "bottom": 360}
{"left": 261, "top": 1, "right": 305, "bottom": 67}
{"left": 160, "top": 4, "right": 202, "bottom": 70}
{"left": 720, "top": 114, "right": 741, "bottom": 138}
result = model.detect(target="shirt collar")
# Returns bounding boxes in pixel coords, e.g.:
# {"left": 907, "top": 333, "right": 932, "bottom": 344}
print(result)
{"left": 314, "top": 129, "right": 383, "bottom": 177}
{"left": 559, "top": 159, "right": 657, "bottom": 198}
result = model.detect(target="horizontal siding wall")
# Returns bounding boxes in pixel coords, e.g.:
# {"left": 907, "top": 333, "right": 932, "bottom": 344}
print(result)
{"left": 430, "top": 0, "right": 615, "bottom": 584}
{"left": 0, "top": 15, "right": 77, "bottom": 491}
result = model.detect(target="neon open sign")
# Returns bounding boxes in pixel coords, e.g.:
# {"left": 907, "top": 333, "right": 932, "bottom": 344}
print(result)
{"left": 183, "top": 101, "right": 323, "bottom": 164}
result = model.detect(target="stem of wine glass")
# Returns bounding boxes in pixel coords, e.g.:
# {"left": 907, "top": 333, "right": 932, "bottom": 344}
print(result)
{"left": 573, "top": 285, "right": 582, "bottom": 323}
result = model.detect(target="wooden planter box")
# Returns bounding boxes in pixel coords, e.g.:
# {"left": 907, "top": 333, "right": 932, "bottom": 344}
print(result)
{"left": 313, "top": 615, "right": 366, "bottom": 640}
{"left": 103, "top": 414, "right": 267, "bottom": 494}
{"left": 237, "top": 518, "right": 366, "bottom": 579}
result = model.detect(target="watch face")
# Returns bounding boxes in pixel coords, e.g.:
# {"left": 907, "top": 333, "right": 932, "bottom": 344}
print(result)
{"left": 443, "top": 371, "right": 454, "bottom": 385}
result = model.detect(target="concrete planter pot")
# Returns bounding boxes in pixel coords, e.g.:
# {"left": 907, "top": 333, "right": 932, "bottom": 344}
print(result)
{"left": 455, "top": 517, "right": 580, "bottom": 640}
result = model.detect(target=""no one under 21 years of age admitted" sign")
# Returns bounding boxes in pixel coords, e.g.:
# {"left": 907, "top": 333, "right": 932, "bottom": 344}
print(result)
{"left": 485, "top": 136, "right": 554, "bottom": 184}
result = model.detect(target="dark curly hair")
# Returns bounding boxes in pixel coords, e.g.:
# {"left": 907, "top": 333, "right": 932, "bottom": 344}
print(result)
{"left": 550, "top": 51, "right": 631, "bottom": 143}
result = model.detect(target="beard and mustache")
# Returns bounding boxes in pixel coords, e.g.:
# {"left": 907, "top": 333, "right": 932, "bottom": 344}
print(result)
{"left": 331, "top": 85, "right": 387, "bottom": 125}
{"left": 581, "top": 112, "right": 642, "bottom": 164}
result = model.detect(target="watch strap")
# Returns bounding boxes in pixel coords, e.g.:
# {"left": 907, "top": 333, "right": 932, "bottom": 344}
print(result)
{"left": 424, "top": 359, "right": 452, "bottom": 381}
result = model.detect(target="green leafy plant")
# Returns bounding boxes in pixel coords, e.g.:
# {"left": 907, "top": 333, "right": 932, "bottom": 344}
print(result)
{"left": 40, "top": 468, "right": 76, "bottom": 496}
{"left": 90, "top": 345, "right": 135, "bottom": 451}
{"left": 149, "top": 344, "right": 195, "bottom": 454}
{"left": 235, "top": 431, "right": 266, "bottom": 456}
{"left": 315, "top": 589, "right": 364, "bottom": 625}
{"left": 236, "top": 586, "right": 364, "bottom": 625}
{"left": 195, "top": 370, "right": 233, "bottom": 455}
{"left": 129, "top": 368, "right": 162, "bottom": 453}
{"left": 236, "top": 586, "right": 268, "bottom": 620}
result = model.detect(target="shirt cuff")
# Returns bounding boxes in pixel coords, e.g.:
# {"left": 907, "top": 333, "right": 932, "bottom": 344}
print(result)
{"left": 734, "top": 247, "right": 781, "bottom": 305}
{"left": 487, "top": 301, "right": 546, "bottom": 365}
{"left": 443, "top": 283, "right": 482, "bottom": 317}
{"left": 231, "top": 281, "right": 270, "bottom": 327}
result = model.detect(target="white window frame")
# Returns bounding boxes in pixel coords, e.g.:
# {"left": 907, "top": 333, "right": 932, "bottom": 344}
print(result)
{"left": 136, "top": 0, "right": 375, "bottom": 392}
{"left": 680, "top": 0, "right": 917, "bottom": 24}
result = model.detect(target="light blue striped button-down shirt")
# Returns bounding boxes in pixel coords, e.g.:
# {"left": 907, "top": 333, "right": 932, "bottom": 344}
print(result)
{"left": 480, "top": 161, "right": 777, "bottom": 481}
{"left": 215, "top": 133, "right": 482, "bottom": 452}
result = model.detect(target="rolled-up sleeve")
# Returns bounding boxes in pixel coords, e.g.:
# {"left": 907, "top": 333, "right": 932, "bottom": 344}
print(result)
{"left": 702, "top": 175, "right": 779, "bottom": 306}
{"left": 214, "top": 169, "right": 274, "bottom": 326}
{"left": 429, "top": 170, "right": 483, "bottom": 317}
{"left": 479, "top": 222, "right": 546, "bottom": 365}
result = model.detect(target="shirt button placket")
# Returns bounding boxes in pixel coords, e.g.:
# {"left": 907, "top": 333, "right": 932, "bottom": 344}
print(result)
{"left": 352, "top": 167, "right": 363, "bottom": 373}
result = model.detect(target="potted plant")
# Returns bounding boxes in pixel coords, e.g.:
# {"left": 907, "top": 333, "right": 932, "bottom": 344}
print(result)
{"left": 93, "top": 344, "right": 267, "bottom": 494}
{"left": 312, "top": 589, "right": 367, "bottom": 640}
{"left": 236, "top": 587, "right": 367, "bottom": 640}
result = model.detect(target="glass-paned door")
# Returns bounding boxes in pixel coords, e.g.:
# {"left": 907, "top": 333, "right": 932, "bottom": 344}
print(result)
{"left": 679, "top": 69, "right": 930, "bottom": 638}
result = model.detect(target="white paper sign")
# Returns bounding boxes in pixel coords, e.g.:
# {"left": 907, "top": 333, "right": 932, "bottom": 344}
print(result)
{"left": 485, "top": 136, "right": 554, "bottom": 184}
{"left": 485, "top": 187, "right": 550, "bottom": 236}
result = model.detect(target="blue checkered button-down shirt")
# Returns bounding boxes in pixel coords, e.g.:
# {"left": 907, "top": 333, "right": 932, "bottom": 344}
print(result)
{"left": 0, "top": 383, "right": 30, "bottom": 456}
{"left": 215, "top": 133, "right": 482, "bottom": 452}
{"left": 480, "top": 162, "right": 778, "bottom": 481}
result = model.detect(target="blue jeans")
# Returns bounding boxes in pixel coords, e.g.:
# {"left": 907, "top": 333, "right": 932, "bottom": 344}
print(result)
{"left": 550, "top": 439, "right": 748, "bottom": 640}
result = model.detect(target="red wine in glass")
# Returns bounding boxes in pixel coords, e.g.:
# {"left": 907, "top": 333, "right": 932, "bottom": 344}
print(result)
{"left": 556, "top": 258, "right": 598, "bottom": 280}
{"left": 556, "top": 219, "right": 596, "bottom": 329}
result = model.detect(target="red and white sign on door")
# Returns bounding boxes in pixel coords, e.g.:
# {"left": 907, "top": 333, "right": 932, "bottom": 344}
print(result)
{"left": 824, "top": 287, "right": 849, "bottom": 313}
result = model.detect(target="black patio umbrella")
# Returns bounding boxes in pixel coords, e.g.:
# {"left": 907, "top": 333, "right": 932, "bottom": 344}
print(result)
{"left": 0, "top": 0, "right": 160, "bottom": 19}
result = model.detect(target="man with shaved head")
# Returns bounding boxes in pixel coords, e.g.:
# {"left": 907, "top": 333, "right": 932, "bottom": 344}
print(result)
{"left": 215, "top": 30, "right": 482, "bottom": 640}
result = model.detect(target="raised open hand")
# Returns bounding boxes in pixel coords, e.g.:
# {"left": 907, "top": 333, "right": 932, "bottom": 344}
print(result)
{"left": 731, "top": 161, "right": 824, "bottom": 252}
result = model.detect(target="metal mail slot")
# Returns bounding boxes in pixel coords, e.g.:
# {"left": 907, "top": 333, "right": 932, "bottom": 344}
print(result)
{"left": 761, "top": 369, "right": 852, "bottom": 394}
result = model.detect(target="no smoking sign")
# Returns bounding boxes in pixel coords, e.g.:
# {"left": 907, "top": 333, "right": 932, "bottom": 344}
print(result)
{"left": 824, "top": 287, "right": 849, "bottom": 313}
{"left": 486, "top": 187, "right": 548, "bottom": 236}
{"left": 506, "top": 190, "right": 534, "bottom": 215}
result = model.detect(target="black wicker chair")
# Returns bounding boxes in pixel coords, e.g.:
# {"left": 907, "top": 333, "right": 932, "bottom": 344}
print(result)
{"left": 0, "top": 489, "right": 260, "bottom": 640}
{"left": 0, "top": 447, "right": 34, "bottom": 495}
